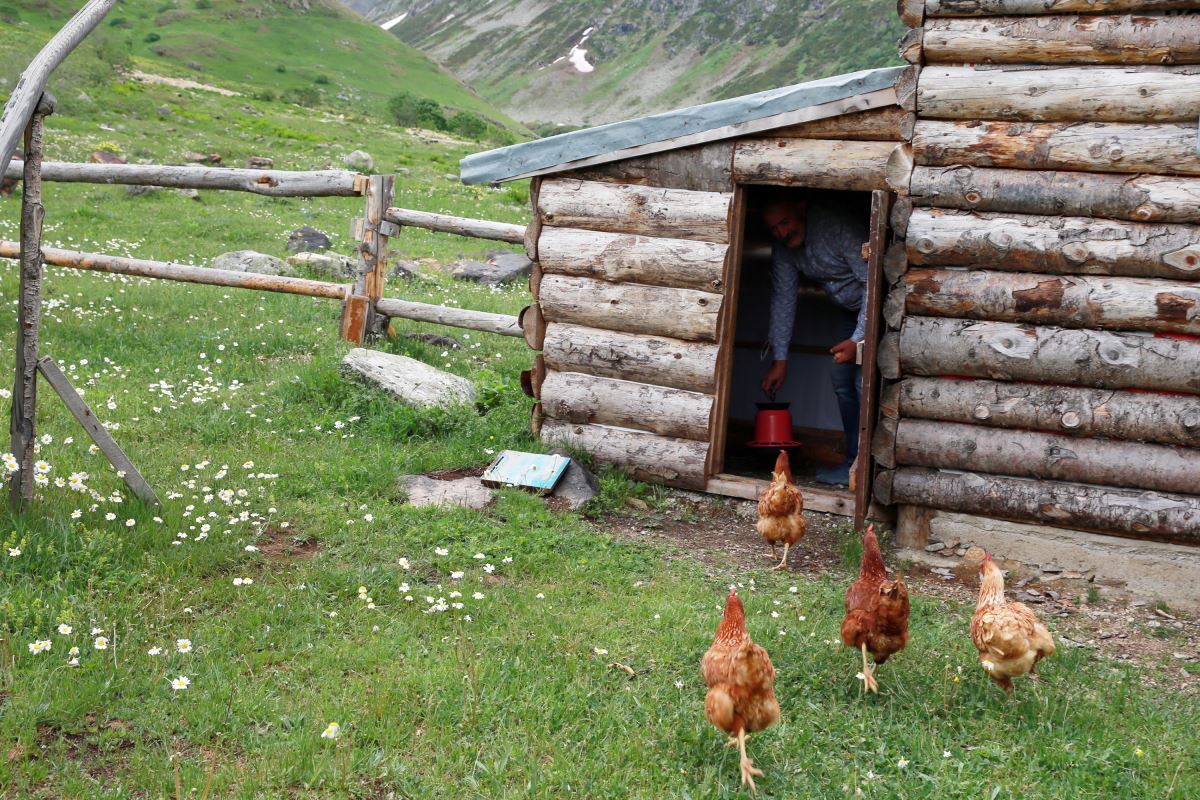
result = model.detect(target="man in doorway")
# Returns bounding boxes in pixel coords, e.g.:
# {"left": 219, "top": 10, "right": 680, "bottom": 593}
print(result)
{"left": 760, "top": 191, "right": 868, "bottom": 486}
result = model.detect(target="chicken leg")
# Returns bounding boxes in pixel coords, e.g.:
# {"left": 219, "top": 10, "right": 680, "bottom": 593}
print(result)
{"left": 860, "top": 643, "right": 878, "bottom": 694}
{"left": 736, "top": 728, "right": 764, "bottom": 793}
{"left": 770, "top": 542, "right": 791, "bottom": 572}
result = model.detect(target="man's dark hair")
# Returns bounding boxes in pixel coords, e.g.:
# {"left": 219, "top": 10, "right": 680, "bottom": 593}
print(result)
{"left": 759, "top": 188, "right": 808, "bottom": 217}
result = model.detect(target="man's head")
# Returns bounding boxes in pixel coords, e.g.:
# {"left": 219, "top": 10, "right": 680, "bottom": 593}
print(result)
{"left": 761, "top": 193, "right": 808, "bottom": 248}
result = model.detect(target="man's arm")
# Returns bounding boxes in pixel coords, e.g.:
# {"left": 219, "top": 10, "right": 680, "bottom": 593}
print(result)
{"left": 769, "top": 245, "right": 798, "bottom": 361}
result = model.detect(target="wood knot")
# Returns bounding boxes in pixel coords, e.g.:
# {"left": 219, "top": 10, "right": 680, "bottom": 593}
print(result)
{"left": 915, "top": 238, "right": 935, "bottom": 254}
{"left": 672, "top": 353, "right": 682, "bottom": 359}
{"left": 1060, "top": 411, "right": 1081, "bottom": 429}
{"left": 964, "top": 191, "right": 981, "bottom": 205}
{"left": 972, "top": 404, "right": 991, "bottom": 420}
{"left": 609, "top": 298, "right": 619, "bottom": 305}
{"left": 697, "top": 298, "right": 708, "bottom": 307}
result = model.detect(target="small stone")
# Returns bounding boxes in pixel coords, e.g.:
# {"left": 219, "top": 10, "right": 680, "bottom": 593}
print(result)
{"left": 390, "top": 260, "right": 417, "bottom": 279}
{"left": 286, "top": 225, "right": 332, "bottom": 253}
{"left": 246, "top": 156, "right": 274, "bottom": 169}
{"left": 955, "top": 547, "right": 967, "bottom": 557}
{"left": 124, "top": 184, "right": 161, "bottom": 197}
{"left": 943, "top": 538, "right": 960, "bottom": 551}
{"left": 183, "top": 151, "right": 221, "bottom": 164}
{"left": 1040, "top": 563, "right": 1064, "bottom": 574}
{"left": 443, "top": 172, "right": 458, "bottom": 181}
{"left": 626, "top": 497, "right": 650, "bottom": 512}
{"left": 175, "top": 188, "right": 201, "bottom": 201}
{"left": 157, "top": 104, "right": 171, "bottom": 117}
{"left": 343, "top": 150, "right": 373, "bottom": 171}
{"left": 925, "top": 542, "right": 946, "bottom": 552}
{"left": 547, "top": 448, "right": 599, "bottom": 512}
{"left": 401, "top": 333, "right": 460, "bottom": 349}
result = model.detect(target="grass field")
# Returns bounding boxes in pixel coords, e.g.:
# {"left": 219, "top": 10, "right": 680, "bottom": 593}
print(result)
{"left": 1, "top": 9, "right": 1198, "bottom": 800}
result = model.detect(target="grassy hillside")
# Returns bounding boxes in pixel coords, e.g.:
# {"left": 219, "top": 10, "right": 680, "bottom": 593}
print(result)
{"left": 0, "top": 0, "right": 526, "bottom": 134}
{"left": 348, "top": 0, "right": 905, "bottom": 126}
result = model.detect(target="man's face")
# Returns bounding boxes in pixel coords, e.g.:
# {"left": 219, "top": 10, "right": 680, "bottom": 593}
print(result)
{"left": 763, "top": 203, "right": 806, "bottom": 248}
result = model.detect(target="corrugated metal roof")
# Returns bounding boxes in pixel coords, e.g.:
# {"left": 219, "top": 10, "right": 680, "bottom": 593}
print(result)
{"left": 460, "top": 66, "right": 904, "bottom": 185}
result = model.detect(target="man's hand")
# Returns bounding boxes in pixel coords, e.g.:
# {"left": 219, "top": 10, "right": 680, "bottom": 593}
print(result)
{"left": 761, "top": 360, "right": 788, "bottom": 396}
{"left": 831, "top": 339, "right": 858, "bottom": 364}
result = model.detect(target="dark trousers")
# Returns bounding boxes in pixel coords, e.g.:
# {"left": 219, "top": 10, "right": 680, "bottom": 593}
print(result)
{"left": 831, "top": 309, "right": 862, "bottom": 464}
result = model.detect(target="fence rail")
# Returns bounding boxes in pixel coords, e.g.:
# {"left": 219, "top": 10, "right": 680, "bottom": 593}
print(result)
{"left": 3, "top": 160, "right": 366, "bottom": 197}
{"left": 384, "top": 207, "right": 526, "bottom": 244}
{"left": 0, "top": 0, "right": 118, "bottom": 176}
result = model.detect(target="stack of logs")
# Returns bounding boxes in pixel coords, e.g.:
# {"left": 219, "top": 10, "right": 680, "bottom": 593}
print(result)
{"left": 878, "top": 0, "right": 1200, "bottom": 544}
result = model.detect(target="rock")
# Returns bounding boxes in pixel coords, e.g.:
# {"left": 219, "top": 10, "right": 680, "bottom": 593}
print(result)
{"left": 401, "top": 333, "right": 460, "bottom": 349}
{"left": 125, "top": 184, "right": 161, "bottom": 197}
{"left": 399, "top": 475, "right": 493, "bottom": 510}
{"left": 626, "top": 497, "right": 650, "bottom": 512}
{"left": 287, "top": 251, "right": 355, "bottom": 279}
{"left": 76, "top": 90, "right": 92, "bottom": 103}
{"left": 341, "top": 348, "right": 475, "bottom": 409}
{"left": 183, "top": 151, "right": 221, "bottom": 164}
{"left": 925, "top": 541, "right": 946, "bottom": 553}
{"left": 547, "top": 447, "right": 599, "bottom": 512}
{"left": 211, "top": 250, "right": 294, "bottom": 276}
{"left": 955, "top": 547, "right": 967, "bottom": 556}
{"left": 1040, "top": 563, "right": 1064, "bottom": 574}
{"left": 343, "top": 150, "right": 373, "bottom": 172}
{"left": 442, "top": 173, "right": 458, "bottom": 181}
{"left": 390, "top": 260, "right": 417, "bottom": 280}
{"left": 89, "top": 150, "right": 126, "bottom": 164}
{"left": 175, "top": 188, "right": 201, "bottom": 201}
{"left": 246, "top": 156, "right": 274, "bottom": 169}
{"left": 451, "top": 251, "right": 533, "bottom": 286}
{"left": 286, "top": 225, "right": 332, "bottom": 253}
{"left": 157, "top": 104, "right": 171, "bottom": 117}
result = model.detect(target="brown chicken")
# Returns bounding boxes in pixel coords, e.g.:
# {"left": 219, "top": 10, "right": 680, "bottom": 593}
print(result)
{"left": 971, "top": 553, "right": 1055, "bottom": 695}
{"left": 840, "top": 524, "right": 909, "bottom": 694}
{"left": 756, "top": 450, "right": 806, "bottom": 570}
{"left": 701, "top": 589, "right": 780, "bottom": 792}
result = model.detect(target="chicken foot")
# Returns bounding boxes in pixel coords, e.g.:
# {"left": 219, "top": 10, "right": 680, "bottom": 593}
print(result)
{"left": 860, "top": 643, "right": 879, "bottom": 694}
{"left": 736, "top": 728, "right": 764, "bottom": 793}
{"left": 769, "top": 542, "right": 791, "bottom": 572}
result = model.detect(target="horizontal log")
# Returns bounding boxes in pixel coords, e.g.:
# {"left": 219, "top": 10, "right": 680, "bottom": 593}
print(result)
{"left": 732, "top": 139, "right": 895, "bottom": 191}
{"left": 537, "top": 226, "right": 727, "bottom": 292}
{"left": 0, "top": 241, "right": 347, "bottom": 299}
{"left": 566, "top": 141, "right": 734, "bottom": 193}
{"left": 895, "top": 418, "right": 1200, "bottom": 494}
{"left": 374, "top": 297, "right": 521, "bottom": 337}
{"left": 899, "top": 316, "right": 1200, "bottom": 394}
{"left": 541, "top": 418, "right": 709, "bottom": 490}
{"left": 907, "top": 208, "right": 1200, "bottom": 280}
{"left": 904, "top": 268, "right": 1200, "bottom": 335}
{"left": 384, "top": 207, "right": 525, "bottom": 244}
{"left": 3, "top": 160, "right": 364, "bottom": 196}
{"left": 912, "top": 120, "right": 1200, "bottom": 176}
{"left": 882, "top": 466, "right": 1200, "bottom": 545}
{"left": 540, "top": 370, "right": 713, "bottom": 441}
{"left": 918, "top": 66, "right": 1200, "bottom": 122}
{"left": 766, "top": 106, "right": 914, "bottom": 141}
{"left": 923, "top": 15, "right": 1200, "bottom": 65}
{"left": 910, "top": 165, "right": 1200, "bottom": 224}
{"left": 539, "top": 274, "right": 722, "bottom": 342}
{"left": 896, "top": 376, "right": 1200, "bottom": 447}
{"left": 926, "top": 0, "right": 1200, "bottom": 14}
{"left": 537, "top": 178, "right": 731, "bottom": 243}
{"left": 542, "top": 322, "right": 718, "bottom": 393}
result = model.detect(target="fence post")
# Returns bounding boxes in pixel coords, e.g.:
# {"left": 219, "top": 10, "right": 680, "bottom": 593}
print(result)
{"left": 9, "top": 93, "right": 55, "bottom": 509}
{"left": 342, "top": 174, "right": 396, "bottom": 343}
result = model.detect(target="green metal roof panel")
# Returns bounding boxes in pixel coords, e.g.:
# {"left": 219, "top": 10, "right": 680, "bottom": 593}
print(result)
{"left": 460, "top": 66, "right": 904, "bottom": 185}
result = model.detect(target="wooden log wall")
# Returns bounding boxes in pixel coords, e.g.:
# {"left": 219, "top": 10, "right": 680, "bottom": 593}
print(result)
{"left": 882, "top": 0, "right": 1200, "bottom": 544}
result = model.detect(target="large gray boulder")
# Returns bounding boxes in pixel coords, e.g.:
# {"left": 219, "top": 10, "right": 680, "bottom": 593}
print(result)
{"left": 343, "top": 150, "right": 374, "bottom": 172}
{"left": 211, "top": 250, "right": 294, "bottom": 276}
{"left": 287, "top": 251, "right": 356, "bottom": 279}
{"left": 286, "top": 225, "right": 332, "bottom": 253}
{"left": 341, "top": 348, "right": 475, "bottom": 409}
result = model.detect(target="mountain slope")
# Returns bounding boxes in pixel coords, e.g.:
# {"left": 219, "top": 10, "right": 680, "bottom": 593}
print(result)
{"left": 342, "top": 0, "right": 905, "bottom": 126}
{"left": 0, "top": 0, "right": 523, "bottom": 132}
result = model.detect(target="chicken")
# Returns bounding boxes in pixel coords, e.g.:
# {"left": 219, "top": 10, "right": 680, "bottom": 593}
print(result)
{"left": 701, "top": 589, "right": 780, "bottom": 792}
{"left": 840, "top": 524, "right": 909, "bottom": 694}
{"left": 971, "top": 553, "right": 1056, "bottom": 695}
{"left": 756, "top": 449, "right": 806, "bottom": 570}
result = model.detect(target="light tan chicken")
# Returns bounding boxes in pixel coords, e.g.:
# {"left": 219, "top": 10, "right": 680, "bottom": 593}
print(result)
{"left": 701, "top": 589, "right": 780, "bottom": 792}
{"left": 971, "top": 553, "right": 1056, "bottom": 695}
{"left": 756, "top": 450, "right": 806, "bottom": 571}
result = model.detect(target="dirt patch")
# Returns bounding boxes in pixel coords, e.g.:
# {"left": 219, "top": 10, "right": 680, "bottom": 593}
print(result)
{"left": 257, "top": 525, "right": 319, "bottom": 563}
{"left": 127, "top": 69, "right": 241, "bottom": 97}
{"left": 595, "top": 491, "right": 1200, "bottom": 693}
{"left": 425, "top": 467, "right": 485, "bottom": 481}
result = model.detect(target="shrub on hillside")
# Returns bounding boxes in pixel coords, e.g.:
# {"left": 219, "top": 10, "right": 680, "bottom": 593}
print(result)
{"left": 448, "top": 111, "right": 487, "bottom": 140}
{"left": 387, "top": 91, "right": 447, "bottom": 131}
{"left": 194, "top": 0, "right": 212, "bottom": 9}
{"left": 144, "top": 32, "right": 161, "bottom": 43}
{"left": 284, "top": 86, "right": 321, "bottom": 108}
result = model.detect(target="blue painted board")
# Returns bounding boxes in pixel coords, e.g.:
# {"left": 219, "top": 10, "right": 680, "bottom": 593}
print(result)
{"left": 481, "top": 450, "right": 570, "bottom": 494}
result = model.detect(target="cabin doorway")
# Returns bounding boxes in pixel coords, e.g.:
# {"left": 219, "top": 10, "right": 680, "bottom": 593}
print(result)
{"left": 709, "top": 186, "right": 889, "bottom": 523}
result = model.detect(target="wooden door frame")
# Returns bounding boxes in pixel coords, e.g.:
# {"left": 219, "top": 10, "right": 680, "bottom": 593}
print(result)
{"left": 854, "top": 189, "right": 892, "bottom": 530}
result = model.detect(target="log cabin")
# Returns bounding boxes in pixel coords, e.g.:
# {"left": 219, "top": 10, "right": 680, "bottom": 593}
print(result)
{"left": 461, "top": 0, "right": 1200, "bottom": 595}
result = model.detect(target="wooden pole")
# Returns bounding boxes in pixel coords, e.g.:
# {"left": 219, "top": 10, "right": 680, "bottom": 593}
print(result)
{"left": 9, "top": 94, "right": 52, "bottom": 508}
{"left": 345, "top": 174, "right": 395, "bottom": 343}
{"left": 373, "top": 297, "right": 522, "bottom": 337}
{"left": 731, "top": 139, "right": 896, "bottom": 191}
{"left": 384, "top": 207, "right": 526, "bottom": 244}
{"left": 2, "top": 161, "right": 365, "bottom": 196}
{"left": 37, "top": 358, "right": 159, "bottom": 506}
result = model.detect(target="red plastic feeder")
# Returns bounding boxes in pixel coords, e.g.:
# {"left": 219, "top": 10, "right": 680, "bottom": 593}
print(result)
{"left": 747, "top": 401, "right": 803, "bottom": 448}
